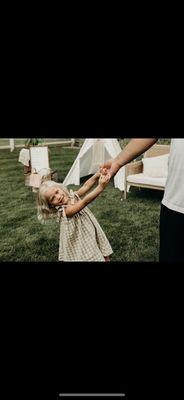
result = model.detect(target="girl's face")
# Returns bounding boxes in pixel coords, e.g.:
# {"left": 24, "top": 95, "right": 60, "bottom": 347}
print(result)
{"left": 45, "top": 186, "right": 69, "bottom": 207}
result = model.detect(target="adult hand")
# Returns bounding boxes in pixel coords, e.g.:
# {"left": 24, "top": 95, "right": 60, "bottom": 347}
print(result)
{"left": 100, "top": 159, "right": 122, "bottom": 178}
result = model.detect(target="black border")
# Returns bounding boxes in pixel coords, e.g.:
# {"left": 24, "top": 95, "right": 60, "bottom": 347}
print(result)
{"left": 1, "top": 132, "right": 182, "bottom": 399}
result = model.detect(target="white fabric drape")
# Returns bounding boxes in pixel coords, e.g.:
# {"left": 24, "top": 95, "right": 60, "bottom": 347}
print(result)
{"left": 63, "top": 139, "right": 127, "bottom": 192}
{"left": 89, "top": 139, "right": 105, "bottom": 174}
{"left": 18, "top": 149, "right": 30, "bottom": 166}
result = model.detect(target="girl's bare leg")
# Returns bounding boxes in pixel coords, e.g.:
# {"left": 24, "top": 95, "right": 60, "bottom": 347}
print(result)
{"left": 104, "top": 256, "right": 110, "bottom": 262}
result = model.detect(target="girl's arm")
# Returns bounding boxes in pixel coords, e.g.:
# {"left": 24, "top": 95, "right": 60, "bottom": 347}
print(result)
{"left": 65, "top": 174, "right": 110, "bottom": 218}
{"left": 75, "top": 172, "right": 101, "bottom": 197}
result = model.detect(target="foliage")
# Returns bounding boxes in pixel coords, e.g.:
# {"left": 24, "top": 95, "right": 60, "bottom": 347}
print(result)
{"left": 25, "top": 138, "right": 44, "bottom": 147}
{"left": 118, "top": 138, "right": 171, "bottom": 149}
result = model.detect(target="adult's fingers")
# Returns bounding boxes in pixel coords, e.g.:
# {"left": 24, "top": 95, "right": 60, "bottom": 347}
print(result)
{"left": 100, "top": 160, "right": 113, "bottom": 171}
{"left": 100, "top": 167, "right": 108, "bottom": 175}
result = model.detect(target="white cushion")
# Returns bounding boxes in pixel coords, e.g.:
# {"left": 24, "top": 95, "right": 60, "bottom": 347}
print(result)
{"left": 127, "top": 173, "right": 167, "bottom": 187}
{"left": 142, "top": 153, "right": 169, "bottom": 178}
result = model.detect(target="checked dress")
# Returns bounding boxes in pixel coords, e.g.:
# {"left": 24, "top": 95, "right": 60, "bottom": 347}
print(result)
{"left": 57, "top": 190, "right": 113, "bottom": 262}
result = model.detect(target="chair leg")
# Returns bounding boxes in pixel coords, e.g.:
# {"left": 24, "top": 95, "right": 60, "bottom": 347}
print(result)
{"left": 124, "top": 182, "right": 127, "bottom": 200}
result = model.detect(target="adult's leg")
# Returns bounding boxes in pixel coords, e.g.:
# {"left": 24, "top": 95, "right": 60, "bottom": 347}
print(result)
{"left": 159, "top": 204, "right": 184, "bottom": 262}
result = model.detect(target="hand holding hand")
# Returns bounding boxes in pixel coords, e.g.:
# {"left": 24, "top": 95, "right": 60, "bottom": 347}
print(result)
{"left": 98, "top": 172, "right": 111, "bottom": 189}
{"left": 100, "top": 158, "right": 122, "bottom": 178}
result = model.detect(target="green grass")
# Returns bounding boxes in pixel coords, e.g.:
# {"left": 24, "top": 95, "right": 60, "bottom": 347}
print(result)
{"left": 0, "top": 144, "right": 165, "bottom": 262}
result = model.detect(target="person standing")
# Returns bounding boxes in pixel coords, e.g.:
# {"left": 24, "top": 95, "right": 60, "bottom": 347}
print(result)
{"left": 100, "top": 138, "right": 184, "bottom": 262}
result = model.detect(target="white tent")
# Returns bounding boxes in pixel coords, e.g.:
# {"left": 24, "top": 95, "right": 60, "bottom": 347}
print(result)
{"left": 63, "top": 138, "right": 126, "bottom": 191}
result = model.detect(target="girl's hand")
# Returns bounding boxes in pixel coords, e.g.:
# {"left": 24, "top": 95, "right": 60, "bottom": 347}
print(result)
{"left": 100, "top": 159, "right": 122, "bottom": 178}
{"left": 94, "top": 171, "right": 101, "bottom": 179}
{"left": 98, "top": 173, "right": 111, "bottom": 189}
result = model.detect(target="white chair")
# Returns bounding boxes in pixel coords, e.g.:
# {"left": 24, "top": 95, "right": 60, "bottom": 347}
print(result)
{"left": 124, "top": 144, "right": 170, "bottom": 199}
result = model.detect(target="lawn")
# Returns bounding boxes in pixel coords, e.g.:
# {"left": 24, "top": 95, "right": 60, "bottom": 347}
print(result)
{"left": 0, "top": 145, "right": 164, "bottom": 262}
{"left": 0, "top": 138, "right": 77, "bottom": 147}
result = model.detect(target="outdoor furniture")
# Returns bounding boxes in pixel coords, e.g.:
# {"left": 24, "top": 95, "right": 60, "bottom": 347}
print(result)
{"left": 124, "top": 144, "right": 170, "bottom": 199}
{"left": 23, "top": 146, "right": 58, "bottom": 192}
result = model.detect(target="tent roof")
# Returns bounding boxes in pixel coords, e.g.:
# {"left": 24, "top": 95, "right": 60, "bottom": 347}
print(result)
{"left": 63, "top": 138, "right": 125, "bottom": 191}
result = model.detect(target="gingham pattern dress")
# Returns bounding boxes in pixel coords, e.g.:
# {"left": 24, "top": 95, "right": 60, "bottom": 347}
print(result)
{"left": 57, "top": 190, "right": 113, "bottom": 262}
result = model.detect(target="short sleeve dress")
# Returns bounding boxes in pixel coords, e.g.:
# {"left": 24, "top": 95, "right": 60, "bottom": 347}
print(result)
{"left": 57, "top": 190, "right": 113, "bottom": 262}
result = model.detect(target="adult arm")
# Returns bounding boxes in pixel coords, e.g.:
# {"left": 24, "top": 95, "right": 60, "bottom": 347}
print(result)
{"left": 100, "top": 138, "right": 159, "bottom": 177}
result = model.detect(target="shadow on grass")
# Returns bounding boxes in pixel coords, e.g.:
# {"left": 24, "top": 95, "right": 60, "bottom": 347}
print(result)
{"left": 128, "top": 187, "right": 164, "bottom": 202}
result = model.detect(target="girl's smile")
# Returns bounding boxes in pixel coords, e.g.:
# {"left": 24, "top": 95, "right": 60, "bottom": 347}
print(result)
{"left": 45, "top": 186, "right": 69, "bottom": 206}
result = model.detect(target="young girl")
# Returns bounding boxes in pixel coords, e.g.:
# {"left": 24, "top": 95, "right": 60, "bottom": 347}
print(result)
{"left": 37, "top": 172, "right": 113, "bottom": 262}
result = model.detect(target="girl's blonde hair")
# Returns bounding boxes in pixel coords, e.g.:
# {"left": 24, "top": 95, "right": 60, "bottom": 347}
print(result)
{"left": 37, "top": 180, "right": 69, "bottom": 223}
